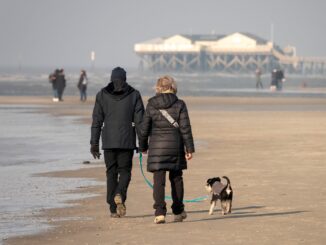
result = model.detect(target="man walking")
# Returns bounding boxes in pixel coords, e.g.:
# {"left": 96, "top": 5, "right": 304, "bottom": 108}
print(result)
{"left": 90, "top": 67, "right": 145, "bottom": 218}
{"left": 56, "top": 69, "right": 66, "bottom": 101}
{"left": 255, "top": 68, "right": 263, "bottom": 89}
{"left": 276, "top": 69, "right": 285, "bottom": 91}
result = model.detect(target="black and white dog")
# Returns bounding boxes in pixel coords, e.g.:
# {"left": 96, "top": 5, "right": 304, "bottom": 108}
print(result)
{"left": 205, "top": 176, "right": 233, "bottom": 215}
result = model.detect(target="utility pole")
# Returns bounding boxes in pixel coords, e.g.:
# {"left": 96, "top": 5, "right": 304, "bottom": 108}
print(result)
{"left": 90, "top": 51, "right": 95, "bottom": 72}
{"left": 270, "top": 22, "right": 274, "bottom": 47}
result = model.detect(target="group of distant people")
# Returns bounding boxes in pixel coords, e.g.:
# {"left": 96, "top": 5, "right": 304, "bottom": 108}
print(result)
{"left": 255, "top": 67, "right": 285, "bottom": 91}
{"left": 48, "top": 69, "right": 66, "bottom": 102}
{"left": 49, "top": 69, "right": 88, "bottom": 102}
{"left": 270, "top": 68, "right": 285, "bottom": 91}
{"left": 49, "top": 67, "right": 287, "bottom": 103}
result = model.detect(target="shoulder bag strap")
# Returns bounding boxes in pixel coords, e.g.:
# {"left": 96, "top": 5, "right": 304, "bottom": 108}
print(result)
{"left": 159, "top": 109, "right": 179, "bottom": 128}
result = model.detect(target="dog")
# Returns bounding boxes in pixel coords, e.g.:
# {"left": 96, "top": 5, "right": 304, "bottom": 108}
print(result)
{"left": 205, "top": 176, "right": 233, "bottom": 215}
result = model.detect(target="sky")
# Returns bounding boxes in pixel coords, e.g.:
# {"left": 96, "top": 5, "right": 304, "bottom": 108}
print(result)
{"left": 1, "top": 0, "right": 326, "bottom": 69}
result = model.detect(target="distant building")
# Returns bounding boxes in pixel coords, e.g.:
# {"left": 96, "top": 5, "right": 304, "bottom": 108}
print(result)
{"left": 134, "top": 32, "right": 326, "bottom": 74}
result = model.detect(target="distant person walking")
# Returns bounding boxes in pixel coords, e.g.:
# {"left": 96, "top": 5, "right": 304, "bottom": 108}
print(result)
{"left": 270, "top": 69, "right": 278, "bottom": 91}
{"left": 55, "top": 69, "right": 66, "bottom": 101}
{"left": 270, "top": 68, "right": 285, "bottom": 91}
{"left": 139, "top": 75, "right": 195, "bottom": 224}
{"left": 90, "top": 67, "right": 145, "bottom": 218}
{"left": 77, "top": 69, "right": 88, "bottom": 102}
{"left": 276, "top": 69, "right": 285, "bottom": 91}
{"left": 255, "top": 68, "right": 263, "bottom": 89}
{"left": 49, "top": 69, "right": 59, "bottom": 102}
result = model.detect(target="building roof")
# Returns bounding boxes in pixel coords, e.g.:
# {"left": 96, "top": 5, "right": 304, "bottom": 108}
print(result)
{"left": 180, "top": 34, "right": 225, "bottom": 42}
{"left": 137, "top": 32, "right": 271, "bottom": 45}
{"left": 134, "top": 32, "right": 284, "bottom": 54}
{"left": 239, "top": 32, "right": 269, "bottom": 45}
{"left": 177, "top": 33, "right": 269, "bottom": 44}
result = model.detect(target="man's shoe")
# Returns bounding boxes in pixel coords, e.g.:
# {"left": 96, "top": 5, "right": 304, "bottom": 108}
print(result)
{"left": 154, "top": 215, "right": 165, "bottom": 224}
{"left": 110, "top": 213, "right": 120, "bottom": 218}
{"left": 114, "top": 194, "right": 126, "bottom": 217}
{"left": 174, "top": 210, "right": 187, "bottom": 222}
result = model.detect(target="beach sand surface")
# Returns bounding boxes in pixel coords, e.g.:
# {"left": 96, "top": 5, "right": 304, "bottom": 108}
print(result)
{"left": 3, "top": 96, "right": 326, "bottom": 245}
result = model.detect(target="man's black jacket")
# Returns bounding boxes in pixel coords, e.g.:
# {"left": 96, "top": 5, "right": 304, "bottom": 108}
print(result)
{"left": 90, "top": 82, "right": 144, "bottom": 149}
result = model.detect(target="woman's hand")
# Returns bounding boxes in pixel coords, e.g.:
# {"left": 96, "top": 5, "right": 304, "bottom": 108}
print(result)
{"left": 185, "top": 152, "right": 193, "bottom": 160}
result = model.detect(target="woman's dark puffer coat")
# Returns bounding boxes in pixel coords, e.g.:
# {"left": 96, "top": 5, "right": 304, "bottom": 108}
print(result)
{"left": 139, "top": 93, "right": 195, "bottom": 172}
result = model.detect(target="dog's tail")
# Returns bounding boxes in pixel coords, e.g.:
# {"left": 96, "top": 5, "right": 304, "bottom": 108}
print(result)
{"left": 222, "top": 176, "right": 231, "bottom": 185}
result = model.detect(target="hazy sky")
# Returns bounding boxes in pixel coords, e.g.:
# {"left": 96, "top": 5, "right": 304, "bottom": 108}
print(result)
{"left": 1, "top": 0, "right": 326, "bottom": 69}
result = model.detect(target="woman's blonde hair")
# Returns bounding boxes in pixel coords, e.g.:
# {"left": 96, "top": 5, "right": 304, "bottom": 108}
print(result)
{"left": 155, "top": 75, "right": 177, "bottom": 94}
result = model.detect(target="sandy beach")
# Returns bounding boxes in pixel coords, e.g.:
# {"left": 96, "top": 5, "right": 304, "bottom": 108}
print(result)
{"left": 2, "top": 95, "right": 326, "bottom": 245}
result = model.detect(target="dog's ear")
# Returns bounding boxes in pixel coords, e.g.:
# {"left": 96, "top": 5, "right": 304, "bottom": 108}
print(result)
{"left": 206, "top": 178, "right": 214, "bottom": 185}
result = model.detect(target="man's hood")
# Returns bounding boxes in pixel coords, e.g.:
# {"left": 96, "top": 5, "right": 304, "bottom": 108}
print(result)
{"left": 148, "top": 93, "right": 178, "bottom": 109}
{"left": 103, "top": 82, "right": 135, "bottom": 100}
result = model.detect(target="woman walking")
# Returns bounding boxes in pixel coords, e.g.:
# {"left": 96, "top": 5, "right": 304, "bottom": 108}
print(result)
{"left": 77, "top": 69, "right": 88, "bottom": 101}
{"left": 49, "top": 69, "right": 59, "bottom": 102}
{"left": 139, "top": 75, "right": 195, "bottom": 224}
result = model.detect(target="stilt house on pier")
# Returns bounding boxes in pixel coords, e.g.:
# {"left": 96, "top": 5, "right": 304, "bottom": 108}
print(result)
{"left": 134, "top": 32, "right": 326, "bottom": 74}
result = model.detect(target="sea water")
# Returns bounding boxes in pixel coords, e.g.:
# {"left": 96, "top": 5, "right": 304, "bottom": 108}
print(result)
{"left": 1, "top": 70, "right": 326, "bottom": 98}
{"left": 0, "top": 105, "right": 103, "bottom": 243}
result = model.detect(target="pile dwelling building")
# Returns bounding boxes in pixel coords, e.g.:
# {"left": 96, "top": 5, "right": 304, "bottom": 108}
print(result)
{"left": 134, "top": 32, "right": 326, "bottom": 75}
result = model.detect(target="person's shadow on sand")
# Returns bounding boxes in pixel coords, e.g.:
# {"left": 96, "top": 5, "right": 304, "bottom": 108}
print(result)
{"left": 127, "top": 205, "right": 264, "bottom": 218}
{"left": 186, "top": 205, "right": 265, "bottom": 215}
{"left": 127, "top": 205, "right": 306, "bottom": 220}
{"left": 183, "top": 210, "right": 307, "bottom": 223}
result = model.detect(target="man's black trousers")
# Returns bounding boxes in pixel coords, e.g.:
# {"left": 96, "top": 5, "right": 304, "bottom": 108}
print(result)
{"left": 104, "top": 149, "right": 134, "bottom": 214}
{"left": 153, "top": 170, "right": 185, "bottom": 216}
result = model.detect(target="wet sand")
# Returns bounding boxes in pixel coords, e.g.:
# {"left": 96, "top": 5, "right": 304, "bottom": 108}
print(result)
{"left": 3, "top": 95, "right": 326, "bottom": 245}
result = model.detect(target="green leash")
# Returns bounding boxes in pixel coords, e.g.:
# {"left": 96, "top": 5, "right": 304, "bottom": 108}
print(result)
{"left": 139, "top": 153, "right": 208, "bottom": 203}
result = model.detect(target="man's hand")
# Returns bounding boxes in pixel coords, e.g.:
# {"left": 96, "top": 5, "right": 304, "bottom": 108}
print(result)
{"left": 90, "top": 145, "right": 101, "bottom": 159}
{"left": 185, "top": 152, "right": 193, "bottom": 160}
